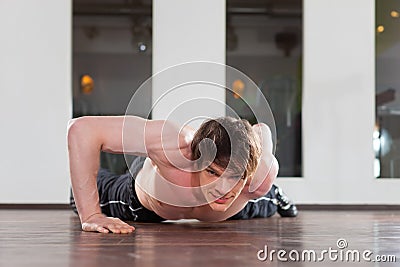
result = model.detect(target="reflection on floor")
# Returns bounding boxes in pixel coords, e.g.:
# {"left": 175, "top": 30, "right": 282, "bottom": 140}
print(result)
{"left": 0, "top": 210, "right": 399, "bottom": 267}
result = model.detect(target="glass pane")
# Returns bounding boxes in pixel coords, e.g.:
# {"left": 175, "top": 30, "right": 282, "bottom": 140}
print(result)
{"left": 73, "top": 0, "right": 152, "bottom": 173}
{"left": 226, "top": 0, "right": 303, "bottom": 177}
{"left": 375, "top": 0, "right": 400, "bottom": 178}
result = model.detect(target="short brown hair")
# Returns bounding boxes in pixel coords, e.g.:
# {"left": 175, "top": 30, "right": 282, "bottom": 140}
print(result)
{"left": 191, "top": 117, "right": 261, "bottom": 178}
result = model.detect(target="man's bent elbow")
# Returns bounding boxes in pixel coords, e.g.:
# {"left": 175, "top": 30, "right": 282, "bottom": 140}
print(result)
{"left": 252, "top": 158, "right": 279, "bottom": 198}
{"left": 67, "top": 117, "right": 90, "bottom": 144}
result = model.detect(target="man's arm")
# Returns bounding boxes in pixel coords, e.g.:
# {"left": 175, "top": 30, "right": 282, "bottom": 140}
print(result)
{"left": 68, "top": 116, "right": 146, "bottom": 233}
{"left": 243, "top": 123, "right": 279, "bottom": 198}
{"left": 67, "top": 115, "right": 189, "bottom": 233}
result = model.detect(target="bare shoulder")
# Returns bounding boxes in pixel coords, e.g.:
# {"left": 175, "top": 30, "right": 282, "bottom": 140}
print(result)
{"left": 143, "top": 157, "right": 193, "bottom": 187}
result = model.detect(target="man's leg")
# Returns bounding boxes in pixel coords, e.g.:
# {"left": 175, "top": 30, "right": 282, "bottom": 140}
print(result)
{"left": 228, "top": 184, "right": 298, "bottom": 220}
{"left": 70, "top": 169, "right": 138, "bottom": 220}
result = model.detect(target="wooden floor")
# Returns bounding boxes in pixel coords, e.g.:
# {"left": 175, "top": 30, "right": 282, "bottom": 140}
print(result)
{"left": 0, "top": 210, "right": 399, "bottom": 267}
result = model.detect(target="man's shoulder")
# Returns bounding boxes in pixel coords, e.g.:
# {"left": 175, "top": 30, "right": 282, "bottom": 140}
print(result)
{"left": 142, "top": 158, "right": 193, "bottom": 187}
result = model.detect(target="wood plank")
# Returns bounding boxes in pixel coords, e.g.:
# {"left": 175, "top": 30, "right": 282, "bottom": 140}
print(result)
{"left": 0, "top": 210, "right": 399, "bottom": 266}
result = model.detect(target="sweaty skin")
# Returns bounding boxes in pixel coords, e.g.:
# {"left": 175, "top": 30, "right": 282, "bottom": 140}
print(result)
{"left": 67, "top": 116, "right": 278, "bottom": 234}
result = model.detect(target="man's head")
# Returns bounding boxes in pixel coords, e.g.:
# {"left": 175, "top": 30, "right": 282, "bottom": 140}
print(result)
{"left": 191, "top": 117, "right": 261, "bottom": 211}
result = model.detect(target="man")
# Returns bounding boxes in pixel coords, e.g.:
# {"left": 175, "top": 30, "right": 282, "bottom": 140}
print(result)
{"left": 68, "top": 116, "right": 297, "bottom": 234}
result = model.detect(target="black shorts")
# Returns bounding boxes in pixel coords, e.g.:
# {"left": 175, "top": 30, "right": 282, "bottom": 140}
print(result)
{"left": 70, "top": 156, "right": 166, "bottom": 222}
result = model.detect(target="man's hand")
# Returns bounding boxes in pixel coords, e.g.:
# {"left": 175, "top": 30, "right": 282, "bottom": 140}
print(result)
{"left": 81, "top": 213, "right": 135, "bottom": 234}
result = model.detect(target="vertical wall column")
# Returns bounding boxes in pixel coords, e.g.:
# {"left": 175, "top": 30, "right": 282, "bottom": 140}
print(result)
{"left": 0, "top": 0, "right": 72, "bottom": 203}
{"left": 279, "top": 0, "right": 378, "bottom": 203}
{"left": 152, "top": 0, "right": 226, "bottom": 126}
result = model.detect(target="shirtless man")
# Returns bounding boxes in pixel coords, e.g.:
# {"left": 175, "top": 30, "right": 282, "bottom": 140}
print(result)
{"left": 68, "top": 116, "right": 297, "bottom": 234}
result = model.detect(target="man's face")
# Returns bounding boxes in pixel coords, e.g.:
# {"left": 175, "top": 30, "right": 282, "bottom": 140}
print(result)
{"left": 198, "top": 162, "right": 247, "bottom": 212}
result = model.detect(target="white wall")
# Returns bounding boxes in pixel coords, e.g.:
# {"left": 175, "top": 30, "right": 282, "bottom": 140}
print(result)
{"left": 0, "top": 0, "right": 71, "bottom": 203}
{"left": 152, "top": 0, "right": 226, "bottom": 127}
{"left": 1, "top": 0, "right": 398, "bottom": 204}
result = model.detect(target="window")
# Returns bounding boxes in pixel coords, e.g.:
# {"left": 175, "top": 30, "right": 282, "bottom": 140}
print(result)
{"left": 73, "top": 0, "right": 152, "bottom": 173}
{"left": 226, "top": 0, "right": 303, "bottom": 177}
{"left": 375, "top": 0, "right": 400, "bottom": 178}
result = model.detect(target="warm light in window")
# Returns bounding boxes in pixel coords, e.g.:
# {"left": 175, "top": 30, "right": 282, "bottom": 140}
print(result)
{"left": 391, "top": 10, "right": 400, "bottom": 18}
{"left": 377, "top": 25, "right": 385, "bottom": 33}
{"left": 232, "top": 79, "right": 245, "bottom": 99}
{"left": 80, "top": 74, "right": 94, "bottom": 95}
